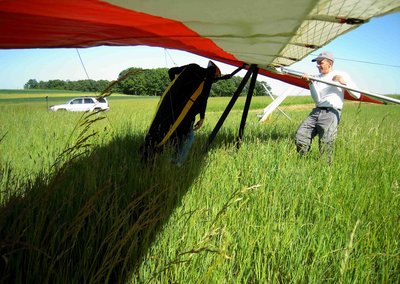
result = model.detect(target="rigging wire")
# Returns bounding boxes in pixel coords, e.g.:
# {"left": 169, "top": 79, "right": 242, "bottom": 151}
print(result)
{"left": 164, "top": 48, "right": 178, "bottom": 67}
{"left": 74, "top": 48, "right": 115, "bottom": 131}
{"left": 309, "top": 52, "right": 400, "bottom": 68}
{"left": 76, "top": 49, "right": 91, "bottom": 79}
{"left": 333, "top": 57, "right": 400, "bottom": 68}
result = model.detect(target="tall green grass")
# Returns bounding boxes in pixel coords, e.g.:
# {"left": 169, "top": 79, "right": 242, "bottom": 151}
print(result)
{"left": 0, "top": 92, "right": 399, "bottom": 283}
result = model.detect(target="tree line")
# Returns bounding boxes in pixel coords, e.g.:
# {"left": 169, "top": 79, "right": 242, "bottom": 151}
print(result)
{"left": 24, "top": 67, "right": 272, "bottom": 97}
{"left": 24, "top": 78, "right": 111, "bottom": 93}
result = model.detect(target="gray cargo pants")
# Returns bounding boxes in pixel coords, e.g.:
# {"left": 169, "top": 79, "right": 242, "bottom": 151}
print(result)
{"left": 295, "top": 107, "right": 341, "bottom": 156}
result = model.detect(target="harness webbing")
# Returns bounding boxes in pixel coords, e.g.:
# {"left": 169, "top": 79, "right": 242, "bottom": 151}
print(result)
{"left": 157, "top": 81, "right": 205, "bottom": 146}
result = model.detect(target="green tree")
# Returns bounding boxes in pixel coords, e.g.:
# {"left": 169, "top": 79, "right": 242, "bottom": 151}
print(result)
{"left": 47, "top": 79, "right": 66, "bottom": 90}
{"left": 144, "top": 68, "right": 169, "bottom": 96}
{"left": 117, "top": 68, "right": 169, "bottom": 96}
{"left": 254, "top": 80, "right": 271, "bottom": 96}
{"left": 211, "top": 76, "right": 270, "bottom": 97}
{"left": 211, "top": 78, "right": 239, "bottom": 97}
{"left": 23, "top": 66, "right": 271, "bottom": 96}
{"left": 24, "top": 79, "right": 39, "bottom": 89}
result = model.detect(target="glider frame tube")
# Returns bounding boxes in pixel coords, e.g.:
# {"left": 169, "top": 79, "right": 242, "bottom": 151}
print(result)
{"left": 237, "top": 65, "right": 259, "bottom": 147}
{"left": 207, "top": 64, "right": 258, "bottom": 149}
{"left": 281, "top": 67, "right": 400, "bottom": 105}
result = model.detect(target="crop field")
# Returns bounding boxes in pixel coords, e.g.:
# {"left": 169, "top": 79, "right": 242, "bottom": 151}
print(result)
{"left": 0, "top": 90, "right": 399, "bottom": 283}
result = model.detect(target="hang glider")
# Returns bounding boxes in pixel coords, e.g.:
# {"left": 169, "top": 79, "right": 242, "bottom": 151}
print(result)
{"left": 1, "top": 0, "right": 399, "bottom": 146}
{"left": 1, "top": 0, "right": 399, "bottom": 94}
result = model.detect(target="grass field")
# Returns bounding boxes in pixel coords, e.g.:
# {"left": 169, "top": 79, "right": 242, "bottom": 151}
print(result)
{"left": 0, "top": 90, "right": 399, "bottom": 283}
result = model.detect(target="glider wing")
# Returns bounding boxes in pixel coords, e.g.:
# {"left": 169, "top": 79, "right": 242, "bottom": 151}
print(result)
{"left": 0, "top": 0, "right": 398, "bottom": 103}
{"left": 1, "top": 0, "right": 399, "bottom": 67}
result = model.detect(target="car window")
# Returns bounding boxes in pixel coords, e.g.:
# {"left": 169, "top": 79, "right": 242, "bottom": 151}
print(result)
{"left": 71, "top": 99, "right": 82, "bottom": 104}
{"left": 98, "top": 97, "right": 107, "bottom": 103}
{"left": 84, "top": 98, "right": 94, "bottom": 104}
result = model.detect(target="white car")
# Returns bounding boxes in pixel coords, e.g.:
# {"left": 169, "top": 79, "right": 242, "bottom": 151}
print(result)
{"left": 49, "top": 97, "right": 109, "bottom": 112}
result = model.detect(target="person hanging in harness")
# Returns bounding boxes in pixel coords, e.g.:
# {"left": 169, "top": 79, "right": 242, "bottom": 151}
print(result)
{"left": 140, "top": 61, "right": 221, "bottom": 165}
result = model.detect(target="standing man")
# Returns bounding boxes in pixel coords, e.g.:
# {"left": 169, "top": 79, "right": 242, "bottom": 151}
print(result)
{"left": 295, "top": 51, "right": 360, "bottom": 161}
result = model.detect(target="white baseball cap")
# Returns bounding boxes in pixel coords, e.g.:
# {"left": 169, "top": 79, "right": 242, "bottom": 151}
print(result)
{"left": 312, "top": 51, "right": 334, "bottom": 62}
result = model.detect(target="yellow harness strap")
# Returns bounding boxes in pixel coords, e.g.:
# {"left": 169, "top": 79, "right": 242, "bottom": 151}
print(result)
{"left": 157, "top": 81, "right": 205, "bottom": 146}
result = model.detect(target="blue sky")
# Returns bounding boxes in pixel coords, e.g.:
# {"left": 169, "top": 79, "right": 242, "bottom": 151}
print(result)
{"left": 0, "top": 12, "right": 399, "bottom": 95}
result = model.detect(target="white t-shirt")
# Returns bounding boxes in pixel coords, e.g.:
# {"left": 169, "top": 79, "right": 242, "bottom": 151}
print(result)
{"left": 309, "top": 70, "right": 360, "bottom": 110}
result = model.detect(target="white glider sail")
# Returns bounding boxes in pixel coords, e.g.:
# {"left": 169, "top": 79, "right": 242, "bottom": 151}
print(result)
{"left": 271, "top": 0, "right": 400, "bottom": 67}
{"left": 1, "top": 0, "right": 399, "bottom": 69}
{"left": 0, "top": 0, "right": 399, "bottom": 103}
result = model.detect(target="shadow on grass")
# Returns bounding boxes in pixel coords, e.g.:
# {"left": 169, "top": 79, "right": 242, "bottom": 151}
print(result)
{"left": 0, "top": 120, "right": 294, "bottom": 283}
{"left": 0, "top": 132, "right": 208, "bottom": 283}
{"left": 205, "top": 123, "right": 295, "bottom": 151}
